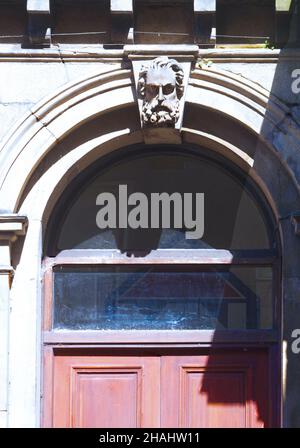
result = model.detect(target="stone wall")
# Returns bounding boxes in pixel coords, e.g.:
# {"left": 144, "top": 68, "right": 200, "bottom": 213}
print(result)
{"left": 0, "top": 0, "right": 299, "bottom": 429}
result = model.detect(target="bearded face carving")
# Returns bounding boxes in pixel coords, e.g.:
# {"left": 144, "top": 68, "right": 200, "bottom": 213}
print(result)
{"left": 138, "top": 57, "right": 184, "bottom": 127}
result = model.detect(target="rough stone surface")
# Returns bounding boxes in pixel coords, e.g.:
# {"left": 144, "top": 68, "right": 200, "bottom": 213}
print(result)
{"left": 0, "top": 62, "right": 118, "bottom": 145}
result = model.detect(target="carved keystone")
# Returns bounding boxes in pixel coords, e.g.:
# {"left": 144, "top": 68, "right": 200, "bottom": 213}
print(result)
{"left": 137, "top": 57, "right": 184, "bottom": 129}
{"left": 129, "top": 49, "right": 195, "bottom": 144}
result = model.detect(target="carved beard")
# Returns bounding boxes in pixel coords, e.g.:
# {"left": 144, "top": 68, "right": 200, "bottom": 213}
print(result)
{"left": 142, "top": 98, "right": 180, "bottom": 127}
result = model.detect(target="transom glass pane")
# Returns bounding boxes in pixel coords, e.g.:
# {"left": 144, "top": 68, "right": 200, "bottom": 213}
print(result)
{"left": 53, "top": 265, "right": 273, "bottom": 330}
{"left": 50, "top": 150, "right": 272, "bottom": 255}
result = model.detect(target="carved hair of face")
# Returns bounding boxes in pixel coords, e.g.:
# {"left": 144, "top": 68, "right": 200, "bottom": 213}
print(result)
{"left": 141, "top": 63, "right": 182, "bottom": 127}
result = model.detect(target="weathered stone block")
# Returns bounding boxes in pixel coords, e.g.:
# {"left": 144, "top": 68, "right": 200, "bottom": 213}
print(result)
{"left": 134, "top": 2, "right": 194, "bottom": 44}
{"left": 194, "top": 0, "right": 216, "bottom": 46}
{"left": 26, "top": 0, "right": 51, "bottom": 47}
{"left": 110, "top": 0, "right": 133, "bottom": 44}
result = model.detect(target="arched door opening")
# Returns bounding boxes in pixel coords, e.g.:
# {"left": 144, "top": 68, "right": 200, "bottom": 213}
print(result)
{"left": 42, "top": 145, "right": 281, "bottom": 428}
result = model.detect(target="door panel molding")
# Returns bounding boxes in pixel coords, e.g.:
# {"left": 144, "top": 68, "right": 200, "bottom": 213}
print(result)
{"left": 43, "top": 348, "right": 276, "bottom": 428}
{"left": 45, "top": 353, "right": 160, "bottom": 428}
{"left": 161, "top": 351, "right": 270, "bottom": 428}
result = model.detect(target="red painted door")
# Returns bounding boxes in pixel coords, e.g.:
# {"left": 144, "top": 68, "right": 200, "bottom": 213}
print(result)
{"left": 47, "top": 349, "right": 271, "bottom": 428}
{"left": 51, "top": 354, "right": 160, "bottom": 428}
{"left": 161, "top": 350, "right": 270, "bottom": 428}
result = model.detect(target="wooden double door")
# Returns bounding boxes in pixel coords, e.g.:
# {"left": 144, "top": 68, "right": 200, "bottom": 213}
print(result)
{"left": 46, "top": 348, "right": 272, "bottom": 428}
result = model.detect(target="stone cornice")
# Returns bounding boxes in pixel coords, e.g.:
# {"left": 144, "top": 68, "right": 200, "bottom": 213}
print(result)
{"left": 0, "top": 266, "right": 14, "bottom": 274}
{"left": 124, "top": 44, "right": 199, "bottom": 61}
{"left": 0, "top": 44, "right": 295, "bottom": 63}
{"left": 199, "top": 47, "right": 300, "bottom": 62}
{"left": 0, "top": 215, "right": 28, "bottom": 242}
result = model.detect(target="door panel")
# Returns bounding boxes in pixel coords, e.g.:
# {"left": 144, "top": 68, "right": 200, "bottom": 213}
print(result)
{"left": 47, "top": 349, "right": 271, "bottom": 428}
{"left": 161, "top": 350, "right": 269, "bottom": 428}
{"left": 51, "top": 355, "right": 160, "bottom": 428}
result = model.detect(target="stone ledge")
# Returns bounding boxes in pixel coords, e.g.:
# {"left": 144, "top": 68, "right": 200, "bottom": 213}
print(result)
{"left": 0, "top": 44, "right": 285, "bottom": 63}
{"left": 111, "top": 0, "right": 133, "bottom": 14}
{"left": 27, "top": 0, "right": 50, "bottom": 15}
{"left": 194, "top": 0, "right": 216, "bottom": 13}
{"left": 0, "top": 265, "right": 14, "bottom": 274}
{"left": 124, "top": 44, "right": 200, "bottom": 59}
{"left": 0, "top": 215, "right": 28, "bottom": 242}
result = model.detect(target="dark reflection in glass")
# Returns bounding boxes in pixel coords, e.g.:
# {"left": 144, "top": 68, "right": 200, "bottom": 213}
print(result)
{"left": 52, "top": 151, "right": 272, "bottom": 254}
{"left": 53, "top": 265, "right": 273, "bottom": 330}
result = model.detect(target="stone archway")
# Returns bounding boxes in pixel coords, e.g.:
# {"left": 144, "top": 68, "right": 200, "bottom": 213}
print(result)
{"left": 1, "top": 63, "right": 300, "bottom": 426}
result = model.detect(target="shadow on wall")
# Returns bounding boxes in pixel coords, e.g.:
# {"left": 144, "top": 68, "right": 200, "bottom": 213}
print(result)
{"left": 201, "top": 0, "right": 300, "bottom": 428}
{"left": 259, "top": 0, "right": 300, "bottom": 428}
